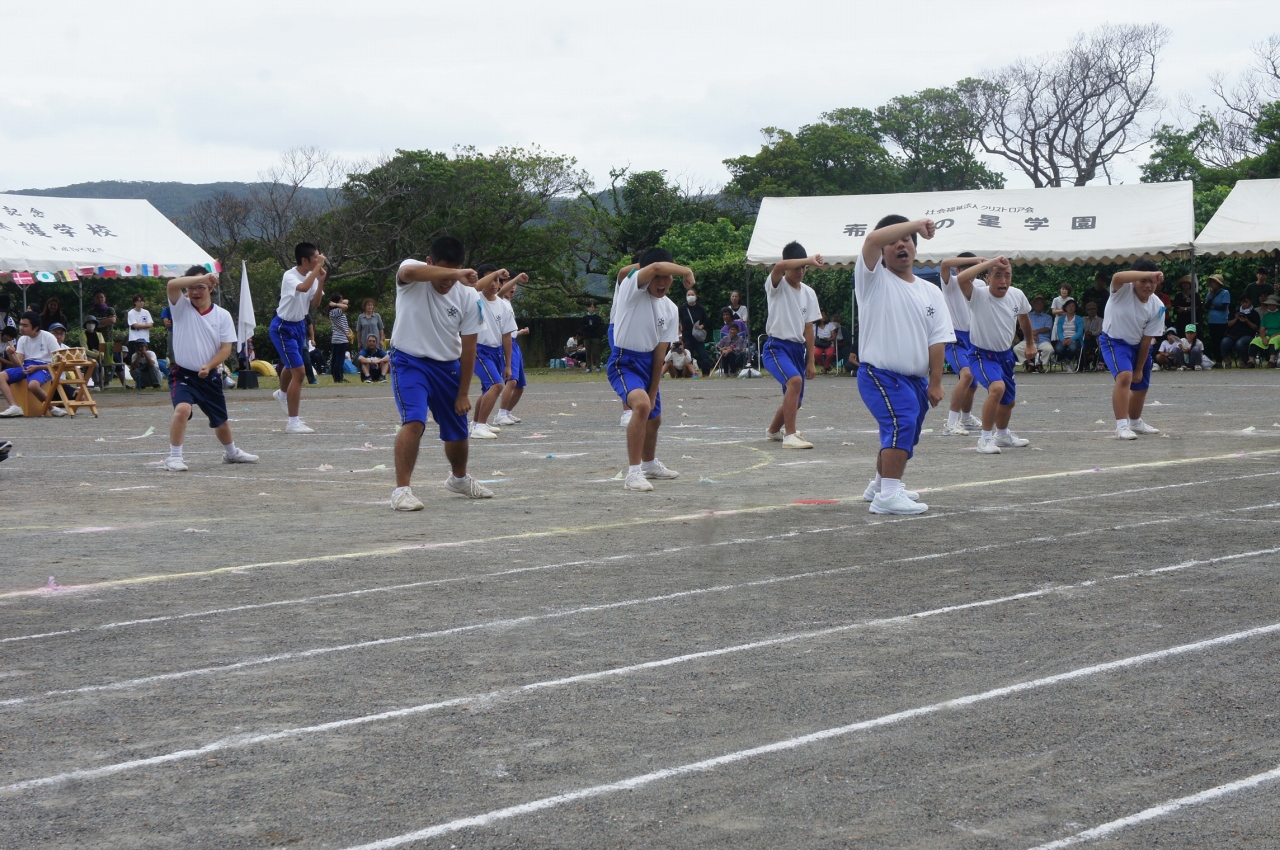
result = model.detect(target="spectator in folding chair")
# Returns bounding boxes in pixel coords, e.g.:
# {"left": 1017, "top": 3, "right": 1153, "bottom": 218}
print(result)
{"left": 0, "top": 327, "right": 18, "bottom": 369}
{"left": 1081, "top": 301, "right": 1104, "bottom": 371}
{"left": 81, "top": 317, "right": 111, "bottom": 387}
{"left": 1052, "top": 299, "right": 1084, "bottom": 366}
{"left": 1012, "top": 296, "right": 1055, "bottom": 371}
{"left": 0, "top": 311, "right": 66, "bottom": 417}
{"left": 715, "top": 323, "right": 748, "bottom": 375}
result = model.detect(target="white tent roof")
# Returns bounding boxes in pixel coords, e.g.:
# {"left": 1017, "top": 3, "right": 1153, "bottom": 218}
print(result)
{"left": 746, "top": 182, "right": 1195, "bottom": 267}
{"left": 0, "top": 193, "right": 216, "bottom": 277}
{"left": 1192, "top": 178, "right": 1280, "bottom": 258}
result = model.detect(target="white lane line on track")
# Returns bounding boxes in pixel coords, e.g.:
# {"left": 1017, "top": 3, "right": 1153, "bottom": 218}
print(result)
{"left": 1024, "top": 764, "right": 1280, "bottom": 849}
{"left": 5, "top": 546, "right": 1278, "bottom": 792}
{"left": 326, "top": 620, "right": 1280, "bottom": 850}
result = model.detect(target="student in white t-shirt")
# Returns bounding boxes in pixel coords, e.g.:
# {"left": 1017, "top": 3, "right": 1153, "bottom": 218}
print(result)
{"left": 269, "top": 242, "right": 327, "bottom": 434}
{"left": 496, "top": 282, "right": 531, "bottom": 426}
{"left": 937, "top": 253, "right": 986, "bottom": 435}
{"left": 762, "top": 241, "right": 823, "bottom": 449}
{"left": 854, "top": 215, "right": 955, "bottom": 515}
{"left": 1099, "top": 259, "right": 1166, "bottom": 440}
{"left": 468, "top": 263, "right": 526, "bottom": 439}
{"left": 127, "top": 295, "right": 154, "bottom": 350}
{"left": 389, "top": 236, "right": 491, "bottom": 510}
{"left": 0, "top": 312, "right": 67, "bottom": 417}
{"left": 162, "top": 268, "right": 258, "bottom": 470}
{"left": 956, "top": 256, "right": 1037, "bottom": 455}
{"left": 607, "top": 247, "right": 690, "bottom": 492}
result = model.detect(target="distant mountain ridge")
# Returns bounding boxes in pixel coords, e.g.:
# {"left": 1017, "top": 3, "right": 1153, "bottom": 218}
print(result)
{"left": 4, "top": 180, "right": 331, "bottom": 224}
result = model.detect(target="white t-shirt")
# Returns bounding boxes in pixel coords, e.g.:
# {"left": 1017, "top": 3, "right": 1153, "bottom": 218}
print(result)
{"left": 1101, "top": 283, "right": 1165, "bottom": 345}
{"left": 391, "top": 259, "right": 482, "bottom": 361}
{"left": 967, "top": 285, "right": 1031, "bottom": 352}
{"left": 16, "top": 330, "right": 60, "bottom": 362}
{"left": 731, "top": 304, "right": 748, "bottom": 323}
{"left": 612, "top": 270, "right": 679, "bottom": 351}
{"left": 941, "top": 273, "right": 982, "bottom": 334}
{"left": 132, "top": 349, "right": 159, "bottom": 367}
{"left": 765, "top": 279, "right": 820, "bottom": 343}
{"left": 665, "top": 347, "right": 692, "bottom": 369}
{"left": 476, "top": 293, "right": 518, "bottom": 348}
{"left": 277, "top": 267, "right": 317, "bottom": 323}
{"left": 1159, "top": 339, "right": 1180, "bottom": 355}
{"left": 1050, "top": 295, "right": 1070, "bottom": 313}
{"left": 169, "top": 295, "right": 236, "bottom": 371}
{"left": 853, "top": 254, "right": 955, "bottom": 377}
{"left": 127, "top": 308, "right": 153, "bottom": 342}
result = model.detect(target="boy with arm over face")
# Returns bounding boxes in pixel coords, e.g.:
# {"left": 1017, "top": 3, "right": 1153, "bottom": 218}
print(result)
{"left": 1099, "top": 260, "right": 1166, "bottom": 440}
{"left": 762, "top": 241, "right": 823, "bottom": 449}
{"left": 938, "top": 253, "right": 985, "bottom": 435}
{"left": 270, "top": 242, "right": 327, "bottom": 433}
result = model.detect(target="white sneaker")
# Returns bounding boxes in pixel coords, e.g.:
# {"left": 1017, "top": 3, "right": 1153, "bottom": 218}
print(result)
{"left": 285, "top": 420, "right": 314, "bottom": 434}
{"left": 959, "top": 414, "right": 982, "bottom": 429}
{"left": 994, "top": 431, "right": 1029, "bottom": 448}
{"left": 624, "top": 470, "right": 654, "bottom": 491}
{"left": 869, "top": 491, "right": 928, "bottom": 515}
{"left": 0, "top": 405, "right": 23, "bottom": 418}
{"left": 1130, "top": 421, "right": 1160, "bottom": 435}
{"left": 391, "top": 487, "right": 425, "bottom": 511}
{"left": 471, "top": 422, "right": 498, "bottom": 440}
{"left": 782, "top": 433, "right": 813, "bottom": 449}
{"left": 766, "top": 429, "right": 783, "bottom": 442}
{"left": 222, "top": 448, "right": 259, "bottom": 464}
{"left": 507, "top": 412, "right": 522, "bottom": 423}
{"left": 445, "top": 475, "right": 494, "bottom": 499}
{"left": 273, "top": 389, "right": 289, "bottom": 416}
{"left": 49, "top": 407, "right": 68, "bottom": 417}
{"left": 641, "top": 460, "right": 679, "bottom": 479}
{"left": 976, "top": 436, "right": 1002, "bottom": 454}
{"left": 620, "top": 410, "right": 633, "bottom": 427}
{"left": 861, "top": 481, "right": 920, "bottom": 502}
{"left": 162, "top": 456, "right": 188, "bottom": 471}
{"left": 493, "top": 413, "right": 518, "bottom": 426}
{"left": 1116, "top": 426, "right": 1138, "bottom": 440}
{"left": 942, "top": 420, "right": 970, "bottom": 436}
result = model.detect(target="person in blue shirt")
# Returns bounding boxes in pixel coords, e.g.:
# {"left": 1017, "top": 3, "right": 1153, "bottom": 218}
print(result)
{"left": 356, "top": 334, "right": 389, "bottom": 382}
{"left": 1204, "top": 274, "right": 1232, "bottom": 359}
{"left": 1014, "top": 295, "right": 1055, "bottom": 371}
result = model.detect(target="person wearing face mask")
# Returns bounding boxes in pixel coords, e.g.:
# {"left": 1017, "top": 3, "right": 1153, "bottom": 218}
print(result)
{"left": 1223, "top": 295, "right": 1260, "bottom": 367}
{"left": 678, "top": 289, "right": 712, "bottom": 376}
{"left": 579, "top": 302, "right": 606, "bottom": 373}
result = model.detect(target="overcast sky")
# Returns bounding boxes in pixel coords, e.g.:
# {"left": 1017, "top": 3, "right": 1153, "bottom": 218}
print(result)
{"left": 2, "top": 0, "right": 1273, "bottom": 193}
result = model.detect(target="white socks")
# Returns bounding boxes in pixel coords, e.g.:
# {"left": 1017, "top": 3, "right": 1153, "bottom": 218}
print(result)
{"left": 170, "top": 445, "right": 183, "bottom": 458}
{"left": 288, "top": 416, "right": 301, "bottom": 427}
{"left": 393, "top": 485, "right": 410, "bottom": 499}
{"left": 1116, "top": 418, "right": 1129, "bottom": 430}
{"left": 996, "top": 428, "right": 1011, "bottom": 437}
{"left": 880, "top": 478, "right": 903, "bottom": 498}
{"left": 947, "top": 410, "right": 960, "bottom": 425}
{"left": 1130, "top": 418, "right": 1145, "bottom": 428}
{"left": 223, "top": 442, "right": 237, "bottom": 459}
{"left": 499, "top": 409, "right": 510, "bottom": 417}
{"left": 628, "top": 464, "right": 642, "bottom": 476}
{"left": 873, "top": 473, "right": 883, "bottom": 489}
{"left": 981, "top": 430, "right": 993, "bottom": 439}
{"left": 641, "top": 459, "right": 660, "bottom": 472}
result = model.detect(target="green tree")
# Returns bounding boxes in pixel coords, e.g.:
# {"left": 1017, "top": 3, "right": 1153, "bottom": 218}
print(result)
{"left": 723, "top": 108, "right": 900, "bottom": 201}
{"left": 874, "top": 87, "right": 1005, "bottom": 191}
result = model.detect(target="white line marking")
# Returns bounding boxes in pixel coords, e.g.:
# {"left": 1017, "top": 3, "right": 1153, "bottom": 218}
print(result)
{"left": 1024, "top": 764, "right": 1280, "bottom": 849}
{"left": 331, "top": 620, "right": 1280, "bottom": 850}
{"left": 5, "top": 546, "right": 1278, "bottom": 792}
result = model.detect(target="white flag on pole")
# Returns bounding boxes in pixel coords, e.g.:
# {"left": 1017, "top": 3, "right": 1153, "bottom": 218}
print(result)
{"left": 237, "top": 261, "right": 256, "bottom": 350}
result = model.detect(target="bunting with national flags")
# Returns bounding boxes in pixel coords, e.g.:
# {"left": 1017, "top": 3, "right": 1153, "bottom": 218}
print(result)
{"left": 11, "top": 271, "right": 34, "bottom": 287}
{"left": 55, "top": 269, "right": 78, "bottom": 282}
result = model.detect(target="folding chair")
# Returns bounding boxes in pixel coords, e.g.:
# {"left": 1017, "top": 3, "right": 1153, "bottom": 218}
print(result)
{"left": 45, "top": 348, "right": 99, "bottom": 417}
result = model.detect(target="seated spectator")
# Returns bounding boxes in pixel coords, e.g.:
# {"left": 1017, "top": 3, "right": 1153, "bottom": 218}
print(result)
{"left": 719, "top": 307, "right": 748, "bottom": 340}
{"left": 129, "top": 340, "right": 163, "bottom": 389}
{"left": 716, "top": 323, "right": 747, "bottom": 375}
{"left": 814, "top": 310, "right": 838, "bottom": 373}
{"left": 1155, "top": 328, "right": 1181, "bottom": 370}
{"left": 1052, "top": 298, "right": 1083, "bottom": 363}
{"left": 1250, "top": 294, "right": 1280, "bottom": 367}
{"left": 0, "top": 311, "right": 66, "bottom": 417}
{"left": 1013, "top": 295, "right": 1055, "bottom": 370}
{"left": 1081, "top": 301, "right": 1104, "bottom": 371}
{"left": 1222, "top": 295, "right": 1260, "bottom": 367}
{"left": 356, "top": 334, "right": 390, "bottom": 382}
{"left": 664, "top": 339, "right": 695, "bottom": 378}
{"left": 1050, "top": 283, "right": 1073, "bottom": 316}
{"left": 564, "top": 335, "right": 586, "bottom": 368}
{"left": 80, "top": 317, "right": 112, "bottom": 387}
{"left": 1177, "top": 325, "right": 1209, "bottom": 370}
{"left": 0, "top": 327, "right": 18, "bottom": 369}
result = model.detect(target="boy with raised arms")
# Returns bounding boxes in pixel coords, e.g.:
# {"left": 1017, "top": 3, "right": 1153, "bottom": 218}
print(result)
{"left": 270, "top": 242, "right": 327, "bottom": 434}
{"left": 763, "top": 241, "right": 824, "bottom": 449}
{"left": 956, "top": 256, "right": 1036, "bottom": 455}
{"left": 937, "top": 252, "right": 984, "bottom": 436}
{"left": 495, "top": 280, "right": 530, "bottom": 426}
{"left": 608, "top": 248, "right": 689, "bottom": 492}
{"left": 854, "top": 215, "right": 954, "bottom": 515}
{"left": 1099, "top": 259, "right": 1166, "bottom": 440}
{"left": 468, "top": 264, "right": 525, "bottom": 440}
{"left": 163, "top": 267, "right": 258, "bottom": 470}
{"left": 390, "top": 236, "right": 490, "bottom": 510}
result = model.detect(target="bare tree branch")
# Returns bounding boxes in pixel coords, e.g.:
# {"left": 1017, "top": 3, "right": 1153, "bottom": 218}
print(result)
{"left": 1205, "top": 34, "right": 1280, "bottom": 166}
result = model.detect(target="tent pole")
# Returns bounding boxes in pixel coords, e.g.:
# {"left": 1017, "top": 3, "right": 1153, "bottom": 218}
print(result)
{"left": 1189, "top": 247, "right": 1198, "bottom": 326}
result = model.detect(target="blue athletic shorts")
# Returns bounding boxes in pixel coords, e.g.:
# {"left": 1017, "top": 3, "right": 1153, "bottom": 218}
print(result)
{"left": 170, "top": 365, "right": 228, "bottom": 427}
{"left": 857, "top": 364, "right": 929, "bottom": 459}
{"left": 945, "top": 329, "right": 974, "bottom": 375}
{"left": 390, "top": 349, "right": 469, "bottom": 442}
{"left": 1099, "top": 333, "right": 1153, "bottom": 391}
{"left": 762, "top": 336, "right": 807, "bottom": 407}
{"left": 475, "top": 343, "right": 505, "bottom": 392}
{"left": 3, "top": 362, "right": 52, "bottom": 386}
{"left": 970, "top": 347, "right": 1017, "bottom": 406}
{"left": 607, "top": 345, "right": 661, "bottom": 420}
{"left": 269, "top": 316, "right": 307, "bottom": 371}
{"left": 508, "top": 340, "right": 526, "bottom": 388}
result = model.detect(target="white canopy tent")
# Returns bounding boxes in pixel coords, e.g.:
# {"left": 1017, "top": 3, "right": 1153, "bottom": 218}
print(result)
{"left": 1192, "top": 178, "right": 1280, "bottom": 257}
{"left": 746, "top": 182, "right": 1195, "bottom": 267}
{"left": 0, "top": 193, "right": 217, "bottom": 277}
